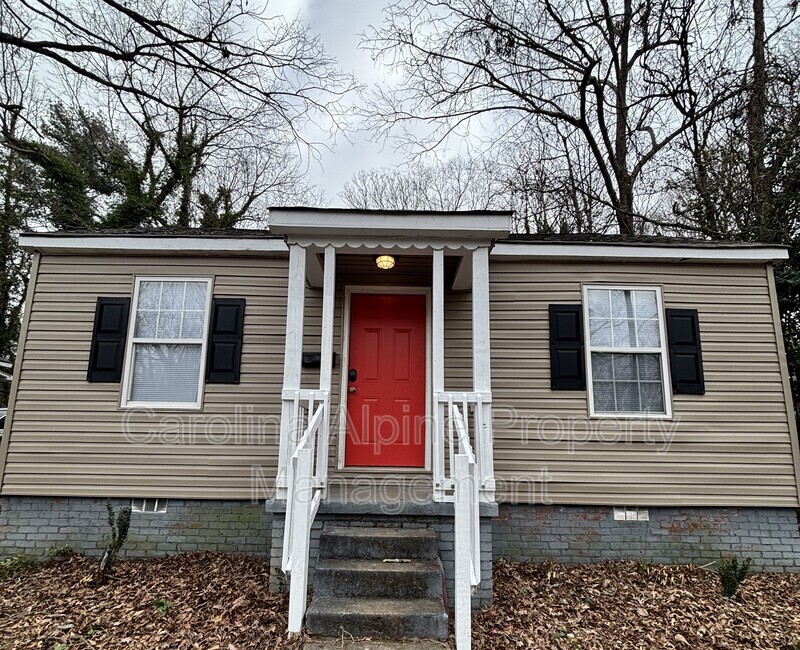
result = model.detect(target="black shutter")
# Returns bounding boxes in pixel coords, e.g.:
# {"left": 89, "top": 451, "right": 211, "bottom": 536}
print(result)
{"left": 87, "top": 297, "right": 131, "bottom": 382}
{"left": 206, "top": 298, "right": 245, "bottom": 384}
{"left": 549, "top": 304, "right": 586, "bottom": 390}
{"left": 665, "top": 308, "right": 705, "bottom": 395}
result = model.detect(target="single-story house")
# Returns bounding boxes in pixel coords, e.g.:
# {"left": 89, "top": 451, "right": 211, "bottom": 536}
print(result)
{"left": 0, "top": 208, "right": 798, "bottom": 644}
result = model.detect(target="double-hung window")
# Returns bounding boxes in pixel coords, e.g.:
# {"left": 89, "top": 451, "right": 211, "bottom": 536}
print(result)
{"left": 584, "top": 286, "right": 671, "bottom": 417}
{"left": 122, "top": 278, "right": 212, "bottom": 408}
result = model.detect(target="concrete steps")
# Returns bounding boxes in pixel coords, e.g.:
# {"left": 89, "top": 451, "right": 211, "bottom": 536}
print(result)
{"left": 306, "top": 528, "right": 449, "bottom": 642}
{"left": 314, "top": 559, "right": 444, "bottom": 599}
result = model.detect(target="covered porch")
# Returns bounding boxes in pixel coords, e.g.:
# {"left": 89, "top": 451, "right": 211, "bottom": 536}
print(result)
{"left": 267, "top": 208, "right": 510, "bottom": 646}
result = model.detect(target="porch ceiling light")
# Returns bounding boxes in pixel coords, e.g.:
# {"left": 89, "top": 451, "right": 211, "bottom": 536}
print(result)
{"left": 375, "top": 254, "right": 396, "bottom": 270}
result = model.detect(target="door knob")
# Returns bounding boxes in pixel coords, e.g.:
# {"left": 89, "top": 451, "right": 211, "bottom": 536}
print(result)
{"left": 349, "top": 386, "right": 357, "bottom": 394}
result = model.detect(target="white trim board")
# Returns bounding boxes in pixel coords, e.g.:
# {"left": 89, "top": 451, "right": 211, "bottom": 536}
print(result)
{"left": 19, "top": 232, "right": 788, "bottom": 263}
{"left": 18, "top": 234, "right": 288, "bottom": 255}
{"left": 491, "top": 241, "right": 788, "bottom": 263}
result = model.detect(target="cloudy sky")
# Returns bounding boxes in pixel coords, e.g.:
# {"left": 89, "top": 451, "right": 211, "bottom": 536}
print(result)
{"left": 279, "top": 0, "right": 408, "bottom": 205}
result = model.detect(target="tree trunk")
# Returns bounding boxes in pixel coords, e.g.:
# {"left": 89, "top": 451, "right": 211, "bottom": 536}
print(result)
{"left": 748, "top": 0, "right": 770, "bottom": 239}
{"left": 614, "top": 0, "right": 635, "bottom": 236}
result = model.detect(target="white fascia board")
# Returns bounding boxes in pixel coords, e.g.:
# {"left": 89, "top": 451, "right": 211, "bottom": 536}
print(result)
{"left": 491, "top": 241, "right": 789, "bottom": 263}
{"left": 18, "top": 234, "right": 288, "bottom": 255}
{"left": 269, "top": 209, "right": 511, "bottom": 240}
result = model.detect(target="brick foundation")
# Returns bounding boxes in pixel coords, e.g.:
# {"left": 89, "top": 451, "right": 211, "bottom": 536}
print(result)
{"left": 1, "top": 496, "right": 797, "bottom": 610}
{"left": 0, "top": 496, "right": 272, "bottom": 558}
{"left": 493, "top": 505, "right": 800, "bottom": 571}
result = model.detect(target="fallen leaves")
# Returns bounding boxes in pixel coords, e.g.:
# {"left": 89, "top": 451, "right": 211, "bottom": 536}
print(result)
{"left": 473, "top": 560, "right": 800, "bottom": 649}
{"left": 0, "top": 552, "right": 298, "bottom": 649}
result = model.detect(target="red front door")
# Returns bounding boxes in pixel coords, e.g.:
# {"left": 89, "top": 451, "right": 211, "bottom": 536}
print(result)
{"left": 345, "top": 293, "right": 427, "bottom": 467}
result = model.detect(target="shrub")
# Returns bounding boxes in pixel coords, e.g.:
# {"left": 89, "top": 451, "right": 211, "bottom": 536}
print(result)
{"left": 719, "top": 556, "right": 751, "bottom": 597}
{"left": 97, "top": 502, "right": 131, "bottom": 584}
{"left": 153, "top": 598, "right": 173, "bottom": 616}
{"left": 0, "top": 554, "right": 38, "bottom": 579}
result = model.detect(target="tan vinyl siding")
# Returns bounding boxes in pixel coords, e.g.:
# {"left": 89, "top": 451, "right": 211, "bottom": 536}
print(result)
{"left": 2, "top": 251, "right": 797, "bottom": 508}
{"left": 488, "top": 259, "right": 800, "bottom": 507}
{"left": 1, "top": 254, "right": 289, "bottom": 498}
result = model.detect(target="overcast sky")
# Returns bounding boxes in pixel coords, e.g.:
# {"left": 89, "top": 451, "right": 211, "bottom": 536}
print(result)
{"left": 280, "top": 0, "right": 407, "bottom": 205}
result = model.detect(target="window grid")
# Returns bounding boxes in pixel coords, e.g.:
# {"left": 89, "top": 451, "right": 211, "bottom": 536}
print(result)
{"left": 121, "top": 277, "right": 212, "bottom": 409}
{"left": 592, "top": 353, "right": 663, "bottom": 413}
{"left": 584, "top": 286, "right": 671, "bottom": 418}
{"left": 131, "top": 498, "right": 168, "bottom": 514}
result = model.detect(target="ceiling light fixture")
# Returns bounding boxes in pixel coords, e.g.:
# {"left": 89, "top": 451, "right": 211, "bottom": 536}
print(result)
{"left": 375, "top": 254, "right": 396, "bottom": 270}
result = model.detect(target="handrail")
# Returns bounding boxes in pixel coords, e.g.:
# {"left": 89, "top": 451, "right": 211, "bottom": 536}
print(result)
{"left": 282, "top": 401, "right": 327, "bottom": 634}
{"left": 451, "top": 403, "right": 481, "bottom": 649}
{"left": 433, "top": 391, "right": 494, "bottom": 503}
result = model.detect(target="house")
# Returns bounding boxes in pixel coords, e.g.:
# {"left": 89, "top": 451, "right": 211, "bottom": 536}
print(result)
{"left": 0, "top": 208, "right": 798, "bottom": 645}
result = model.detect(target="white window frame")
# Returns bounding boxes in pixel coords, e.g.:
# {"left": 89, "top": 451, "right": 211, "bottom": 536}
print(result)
{"left": 582, "top": 284, "right": 672, "bottom": 419}
{"left": 131, "top": 498, "right": 168, "bottom": 514}
{"left": 120, "top": 276, "right": 213, "bottom": 410}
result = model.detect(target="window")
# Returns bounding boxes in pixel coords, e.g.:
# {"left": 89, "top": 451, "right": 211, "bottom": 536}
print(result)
{"left": 584, "top": 286, "right": 670, "bottom": 417}
{"left": 122, "top": 278, "right": 212, "bottom": 408}
{"left": 131, "top": 498, "right": 168, "bottom": 514}
{"left": 613, "top": 506, "right": 649, "bottom": 522}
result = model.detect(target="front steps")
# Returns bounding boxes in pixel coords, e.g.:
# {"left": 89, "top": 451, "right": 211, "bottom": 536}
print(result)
{"left": 305, "top": 528, "right": 449, "bottom": 642}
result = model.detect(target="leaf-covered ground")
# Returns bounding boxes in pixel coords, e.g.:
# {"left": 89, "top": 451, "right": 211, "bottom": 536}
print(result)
{"left": 1, "top": 553, "right": 799, "bottom": 649}
{"left": 474, "top": 560, "right": 800, "bottom": 650}
{"left": 0, "top": 552, "right": 296, "bottom": 649}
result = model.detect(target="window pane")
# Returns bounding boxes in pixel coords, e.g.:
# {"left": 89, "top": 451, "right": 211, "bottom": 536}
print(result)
{"left": 130, "top": 344, "right": 201, "bottom": 403}
{"left": 612, "top": 354, "right": 637, "bottom": 380}
{"left": 588, "top": 290, "right": 610, "bottom": 318}
{"left": 615, "top": 382, "right": 640, "bottom": 411}
{"left": 181, "top": 311, "right": 205, "bottom": 338}
{"left": 160, "top": 281, "right": 186, "bottom": 310}
{"left": 589, "top": 318, "right": 612, "bottom": 346}
{"left": 593, "top": 381, "right": 616, "bottom": 412}
{"left": 157, "top": 310, "right": 182, "bottom": 339}
{"left": 637, "top": 354, "right": 662, "bottom": 381}
{"left": 591, "top": 353, "right": 613, "bottom": 380}
{"left": 138, "top": 281, "right": 161, "bottom": 310}
{"left": 135, "top": 310, "right": 157, "bottom": 338}
{"left": 634, "top": 290, "right": 658, "bottom": 319}
{"left": 612, "top": 320, "right": 636, "bottom": 347}
{"left": 636, "top": 320, "right": 660, "bottom": 347}
{"left": 641, "top": 382, "right": 665, "bottom": 412}
{"left": 610, "top": 290, "right": 635, "bottom": 318}
{"left": 184, "top": 282, "right": 207, "bottom": 310}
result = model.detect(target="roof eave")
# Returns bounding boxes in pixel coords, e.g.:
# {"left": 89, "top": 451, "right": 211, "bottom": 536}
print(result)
{"left": 18, "top": 233, "right": 288, "bottom": 255}
{"left": 491, "top": 241, "right": 789, "bottom": 263}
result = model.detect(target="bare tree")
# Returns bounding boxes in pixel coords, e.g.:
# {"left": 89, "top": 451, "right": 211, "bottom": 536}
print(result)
{"left": 340, "top": 156, "right": 503, "bottom": 211}
{"left": 1, "top": 0, "right": 352, "bottom": 228}
{"left": 0, "top": 44, "right": 41, "bottom": 405}
{"left": 366, "top": 0, "right": 750, "bottom": 233}
{"left": 0, "top": 0, "right": 353, "bottom": 127}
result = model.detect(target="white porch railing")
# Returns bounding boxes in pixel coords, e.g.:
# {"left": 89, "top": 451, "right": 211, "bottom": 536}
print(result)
{"left": 451, "top": 403, "right": 481, "bottom": 649}
{"left": 433, "top": 391, "right": 494, "bottom": 503}
{"left": 280, "top": 389, "right": 330, "bottom": 633}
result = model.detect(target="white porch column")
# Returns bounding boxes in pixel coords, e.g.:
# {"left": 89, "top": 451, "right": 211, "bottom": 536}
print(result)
{"left": 472, "top": 246, "right": 495, "bottom": 502}
{"left": 432, "top": 248, "right": 446, "bottom": 502}
{"left": 316, "top": 246, "right": 336, "bottom": 494}
{"left": 276, "top": 244, "right": 306, "bottom": 499}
